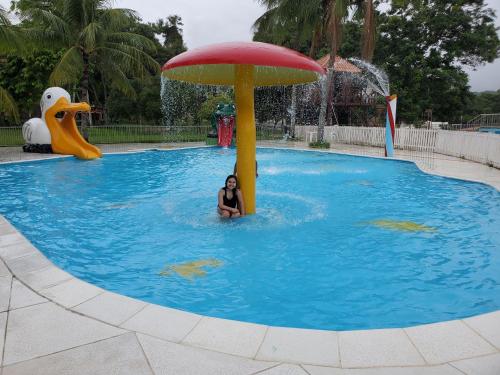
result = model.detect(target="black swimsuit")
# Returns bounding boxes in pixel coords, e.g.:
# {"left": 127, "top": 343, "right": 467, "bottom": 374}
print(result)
{"left": 221, "top": 187, "right": 238, "bottom": 209}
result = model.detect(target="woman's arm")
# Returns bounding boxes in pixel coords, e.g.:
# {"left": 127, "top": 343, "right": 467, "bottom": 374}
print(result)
{"left": 218, "top": 190, "right": 238, "bottom": 212}
{"left": 236, "top": 190, "right": 245, "bottom": 216}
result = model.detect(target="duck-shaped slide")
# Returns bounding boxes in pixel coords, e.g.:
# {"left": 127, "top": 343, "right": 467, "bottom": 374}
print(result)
{"left": 22, "top": 87, "right": 102, "bottom": 159}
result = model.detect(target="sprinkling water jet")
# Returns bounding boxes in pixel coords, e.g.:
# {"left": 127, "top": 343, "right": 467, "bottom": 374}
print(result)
{"left": 162, "top": 42, "right": 325, "bottom": 214}
{"left": 349, "top": 58, "right": 398, "bottom": 157}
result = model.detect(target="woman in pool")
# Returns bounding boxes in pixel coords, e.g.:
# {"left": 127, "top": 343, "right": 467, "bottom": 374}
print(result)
{"left": 218, "top": 175, "right": 245, "bottom": 218}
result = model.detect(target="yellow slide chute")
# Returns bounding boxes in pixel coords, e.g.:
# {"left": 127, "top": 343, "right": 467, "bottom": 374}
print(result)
{"left": 45, "top": 96, "right": 101, "bottom": 159}
{"left": 40, "top": 87, "right": 101, "bottom": 160}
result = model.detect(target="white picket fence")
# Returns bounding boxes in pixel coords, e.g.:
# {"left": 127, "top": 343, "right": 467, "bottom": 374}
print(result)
{"left": 295, "top": 126, "right": 500, "bottom": 168}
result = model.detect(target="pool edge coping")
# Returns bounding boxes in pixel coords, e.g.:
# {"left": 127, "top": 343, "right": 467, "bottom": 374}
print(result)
{"left": 1, "top": 146, "right": 500, "bottom": 369}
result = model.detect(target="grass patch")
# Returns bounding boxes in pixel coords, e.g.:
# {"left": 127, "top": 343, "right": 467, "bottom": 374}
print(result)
{"left": 0, "top": 127, "right": 24, "bottom": 146}
{"left": 88, "top": 126, "right": 209, "bottom": 144}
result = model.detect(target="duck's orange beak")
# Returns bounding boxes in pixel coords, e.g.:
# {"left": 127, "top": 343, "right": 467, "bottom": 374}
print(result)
{"left": 44, "top": 97, "right": 101, "bottom": 160}
{"left": 46, "top": 97, "right": 90, "bottom": 117}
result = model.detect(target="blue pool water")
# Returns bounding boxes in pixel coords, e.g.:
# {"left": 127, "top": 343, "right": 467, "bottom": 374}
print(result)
{"left": 1, "top": 147, "right": 500, "bottom": 330}
{"left": 479, "top": 127, "right": 500, "bottom": 134}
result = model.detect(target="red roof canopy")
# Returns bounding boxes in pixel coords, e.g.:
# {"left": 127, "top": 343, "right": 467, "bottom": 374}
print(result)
{"left": 162, "top": 41, "right": 325, "bottom": 86}
{"left": 317, "top": 55, "right": 361, "bottom": 74}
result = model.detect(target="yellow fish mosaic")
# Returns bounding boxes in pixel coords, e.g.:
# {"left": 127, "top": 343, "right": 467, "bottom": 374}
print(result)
{"left": 369, "top": 219, "right": 436, "bottom": 233}
{"left": 160, "top": 259, "right": 223, "bottom": 279}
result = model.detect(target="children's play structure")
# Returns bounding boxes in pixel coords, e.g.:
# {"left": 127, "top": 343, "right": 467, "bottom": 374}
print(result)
{"left": 211, "top": 103, "right": 235, "bottom": 147}
{"left": 162, "top": 41, "right": 325, "bottom": 214}
{"left": 22, "top": 87, "right": 102, "bottom": 160}
{"left": 385, "top": 95, "right": 397, "bottom": 157}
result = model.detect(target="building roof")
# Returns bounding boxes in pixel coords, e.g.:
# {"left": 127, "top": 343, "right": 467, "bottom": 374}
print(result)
{"left": 316, "top": 54, "right": 361, "bottom": 73}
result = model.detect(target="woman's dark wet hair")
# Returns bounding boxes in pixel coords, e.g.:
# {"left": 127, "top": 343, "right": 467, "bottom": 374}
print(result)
{"left": 225, "top": 175, "right": 238, "bottom": 191}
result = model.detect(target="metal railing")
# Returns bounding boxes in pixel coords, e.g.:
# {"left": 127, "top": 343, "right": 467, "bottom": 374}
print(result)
{"left": 0, "top": 124, "right": 287, "bottom": 147}
{"left": 443, "top": 114, "right": 500, "bottom": 131}
{"left": 0, "top": 127, "right": 24, "bottom": 146}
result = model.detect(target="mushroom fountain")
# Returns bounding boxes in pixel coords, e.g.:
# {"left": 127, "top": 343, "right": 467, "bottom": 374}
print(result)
{"left": 162, "top": 42, "right": 325, "bottom": 214}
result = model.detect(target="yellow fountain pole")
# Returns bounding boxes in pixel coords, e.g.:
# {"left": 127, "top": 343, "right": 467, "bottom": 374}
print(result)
{"left": 234, "top": 64, "right": 256, "bottom": 214}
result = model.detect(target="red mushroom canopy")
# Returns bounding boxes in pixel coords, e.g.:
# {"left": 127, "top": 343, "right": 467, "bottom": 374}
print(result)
{"left": 162, "top": 41, "right": 325, "bottom": 86}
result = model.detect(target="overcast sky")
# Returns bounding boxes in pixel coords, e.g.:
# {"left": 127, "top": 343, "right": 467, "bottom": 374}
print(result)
{"left": 2, "top": 0, "right": 499, "bottom": 91}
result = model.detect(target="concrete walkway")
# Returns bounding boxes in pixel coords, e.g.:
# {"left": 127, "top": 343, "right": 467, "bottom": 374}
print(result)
{"left": 1, "top": 142, "right": 500, "bottom": 374}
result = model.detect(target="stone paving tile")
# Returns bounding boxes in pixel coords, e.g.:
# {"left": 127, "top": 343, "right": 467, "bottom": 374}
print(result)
{"left": 450, "top": 353, "right": 500, "bottom": 375}
{"left": 19, "top": 266, "right": 72, "bottom": 291}
{"left": 3, "top": 301, "right": 124, "bottom": 365}
{"left": 256, "top": 326, "right": 339, "bottom": 366}
{"left": 73, "top": 291, "right": 147, "bottom": 326}
{"left": 0, "top": 259, "right": 10, "bottom": 277}
{"left": 464, "top": 311, "right": 500, "bottom": 350}
{"left": 255, "top": 364, "right": 309, "bottom": 375}
{"left": 9, "top": 279, "right": 47, "bottom": 310}
{"left": 0, "top": 242, "right": 38, "bottom": 261}
{"left": 6, "top": 253, "right": 51, "bottom": 276}
{"left": 138, "top": 333, "right": 276, "bottom": 375}
{"left": 338, "top": 328, "right": 426, "bottom": 368}
{"left": 303, "top": 364, "right": 462, "bottom": 374}
{"left": 121, "top": 303, "right": 201, "bottom": 343}
{"left": 0, "top": 233, "right": 26, "bottom": 248}
{"left": 1, "top": 312, "right": 7, "bottom": 365}
{"left": 182, "top": 316, "right": 268, "bottom": 358}
{"left": 0, "top": 275, "right": 12, "bottom": 312}
{"left": 39, "top": 278, "right": 103, "bottom": 308}
{"left": 405, "top": 320, "right": 497, "bottom": 364}
{"left": 0, "top": 221, "right": 16, "bottom": 235}
{"left": 2, "top": 333, "right": 153, "bottom": 375}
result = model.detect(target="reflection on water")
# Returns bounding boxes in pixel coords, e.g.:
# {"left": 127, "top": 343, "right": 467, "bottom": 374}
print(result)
{"left": 368, "top": 219, "right": 437, "bottom": 233}
{"left": 160, "top": 259, "right": 223, "bottom": 279}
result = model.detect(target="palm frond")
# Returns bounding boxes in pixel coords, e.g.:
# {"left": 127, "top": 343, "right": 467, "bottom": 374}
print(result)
{"left": 0, "top": 24, "right": 25, "bottom": 52}
{"left": 0, "top": 7, "right": 27, "bottom": 52}
{"left": 99, "top": 63, "right": 136, "bottom": 98}
{"left": 22, "top": 8, "right": 71, "bottom": 44}
{"left": 80, "top": 21, "right": 100, "bottom": 50}
{"left": 64, "top": 0, "right": 84, "bottom": 28}
{"left": 0, "top": 6, "right": 10, "bottom": 25}
{"left": 49, "top": 46, "right": 84, "bottom": 86}
{"left": 100, "top": 8, "right": 138, "bottom": 31}
{"left": 107, "top": 32, "right": 157, "bottom": 53}
{"left": 100, "top": 42, "right": 160, "bottom": 73}
{"left": 0, "top": 86, "right": 20, "bottom": 123}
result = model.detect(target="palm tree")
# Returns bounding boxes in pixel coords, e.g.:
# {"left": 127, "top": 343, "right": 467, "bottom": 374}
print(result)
{"left": 0, "top": 6, "right": 22, "bottom": 122}
{"left": 256, "top": 0, "right": 350, "bottom": 142}
{"left": 317, "top": 0, "right": 350, "bottom": 142}
{"left": 254, "top": 1, "right": 322, "bottom": 138}
{"left": 20, "top": 0, "right": 160, "bottom": 138}
{"left": 361, "top": 0, "right": 376, "bottom": 62}
{"left": 255, "top": 0, "right": 378, "bottom": 142}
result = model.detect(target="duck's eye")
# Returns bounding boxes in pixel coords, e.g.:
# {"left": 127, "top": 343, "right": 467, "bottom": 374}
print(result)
{"left": 47, "top": 95, "right": 51, "bottom": 99}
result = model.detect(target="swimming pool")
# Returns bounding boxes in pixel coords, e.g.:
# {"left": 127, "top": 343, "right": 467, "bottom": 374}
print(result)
{"left": 1, "top": 147, "right": 499, "bottom": 330}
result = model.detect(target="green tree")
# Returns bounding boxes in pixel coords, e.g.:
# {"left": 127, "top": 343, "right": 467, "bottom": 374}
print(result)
{"left": 465, "top": 90, "right": 500, "bottom": 118}
{"left": 0, "top": 50, "right": 62, "bottom": 120}
{"left": 374, "top": 0, "right": 500, "bottom": 123}
{"left": 15, "top": 0, "right": 160, "bottom": 137}
{"left": 0, "top": 5, "right": 24, "bottom": 122}
{"left": 152, "top": 16, "right": 186, "bottom": 57}
{"left": 255, "top": 0, "right": 374, "bottom": 141}
{"left": 102, "top": 17, "right": 185, "bottom": 125}
{"left": 198, "top": 93, "right": 233, "bottom": 125}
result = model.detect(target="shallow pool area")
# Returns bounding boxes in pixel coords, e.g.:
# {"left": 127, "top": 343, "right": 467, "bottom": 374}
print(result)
{"left": 1, "top": 147, "right": 499, "bottom": 330}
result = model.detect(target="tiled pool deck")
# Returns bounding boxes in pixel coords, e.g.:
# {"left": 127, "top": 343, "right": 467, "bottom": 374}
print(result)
{"left": 1, "top": 142, "right": 500, "bottom": 374}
